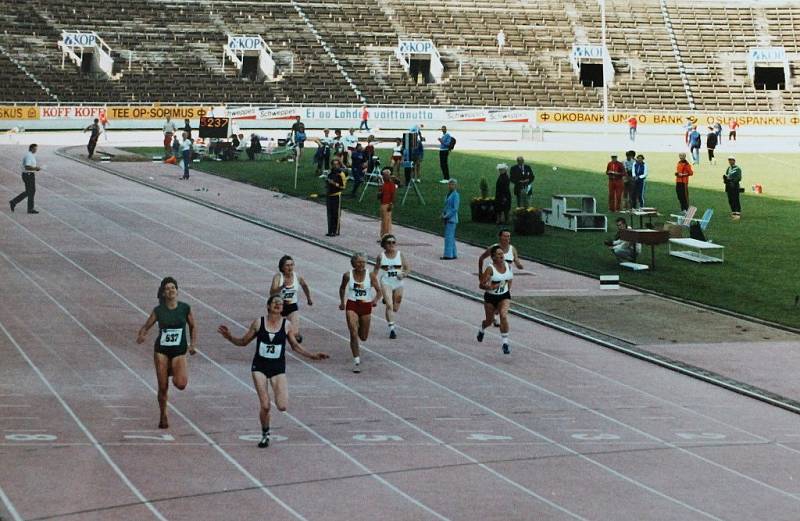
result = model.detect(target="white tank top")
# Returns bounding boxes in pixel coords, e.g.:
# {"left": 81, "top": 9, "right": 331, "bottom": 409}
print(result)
{"left": 489, "top": 264, "right": 513, "bottom": 295}
{"left": 346, "top": 270, "right": 371, "bottom": 301}
{"left": 378, "top": 251, "right": 402, "bottom": 281}
{"left": 503, "top": 246, "right": 514, "bottom": 265}
{"left": 277, "top": 273, "right": 299, "bottom": 304}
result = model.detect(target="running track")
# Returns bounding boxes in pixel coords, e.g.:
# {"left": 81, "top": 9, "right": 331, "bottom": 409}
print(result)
{"left": 2, "top": 148, "right": 800, "bottom": 520}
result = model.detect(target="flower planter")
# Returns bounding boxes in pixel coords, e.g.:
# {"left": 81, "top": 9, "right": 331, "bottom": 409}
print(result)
{"left": 513, "top": 208, "right": 545, "bottom": 235}
{"left": 470, "top": 200, "right": 496, "bottom": 223}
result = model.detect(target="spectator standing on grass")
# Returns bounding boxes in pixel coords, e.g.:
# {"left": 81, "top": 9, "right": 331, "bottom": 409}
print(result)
{"left": 441, "top": 179, "right": 460, "bottom": 259}
{"left": 622, "top": 150, "right": 636, "bottom": 211}
{"left": 509, "top": 156, "right": 533, "bottom": 208}
{"left": 84, "top": 118, "right": 101, "bottom": 159}
{"left": 706, "top": 126, "right": 718, "bottom": 165}
{"left": 343, "top": 128, "right": 358, "bottom": 167}
{"left": 99, "top": 110, "right": 109, "bottom": 141}
{"left": 315, "top": 129, "right": 333, "bottom": 177}
{"left": 163, "top": 115, "right": 177, "bottom": 156}
{"left": 391, "top": 137, "right": 403, "bottom": 177}
{"left": 247, "top": 133, "right": 262, "bottom": 160}
{"left": 713, "top": 121, "right": 722, "bottom": 146}
{"left": 675, "top": 152, "right": 693, "bottom": 212}
{"left": 632, "top": 154, "right": 648, "bottom": 209}
{"left": 628, "top": 116, "right": 638, "bottom": 142}
{"left": 411, "top": 124, "right": 425, "bottom": 182}
{"left": 326, "top": 158, "right": 347, "bottom": 237}
{"left": 438, "top": 125, "right": 453, "bottom": 183}
{"left": 689, "top": 126, "right": 702, "bottom": 165}
{"left": 183, "top": 118, "right": 192, "bottom": 139}
{"left": 364, "top": 135, "right": 376, "bottom": 172}
{"left": 359, "top": 105, "right": 370, "bottom": 132}
{"left": 180, "top": 132, "right": 193, "bottom": 180}
{"left": 9, "top": 143, "right": 41, "bottom": 214}
{"left": 494, "top": 163, "right": 511, "bottom": 225}
{"left": 349, "top": 143, "right": 367, "bottom": 197}
{"left": 378, "top": 167, "right": 397, "bottom": 239}
{"left": 723, "top": 156, "right": 742, "bottom": 220}
{"left": 605, "top": 154, "right": 625, "bottom": 212}
{"left": 171, "top": 134, "right": 180, "bottom": 159}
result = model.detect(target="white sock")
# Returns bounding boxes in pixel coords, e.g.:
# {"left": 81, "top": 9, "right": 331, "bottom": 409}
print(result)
{"left": 388, "top": 322, "right": 395, "bottom": 330}
{"left": 501, "top": 333, "right": 509, "bottom": 345}
{"left": 354, "top": 356, "right": 360, "bottom": 364}
{"left": 479, "top": 325, "right": 486, "bottom": 333}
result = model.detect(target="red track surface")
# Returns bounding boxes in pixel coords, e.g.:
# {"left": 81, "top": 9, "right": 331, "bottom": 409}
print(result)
{"left": 2, "top": 147, "right": 800, "bottom": 520}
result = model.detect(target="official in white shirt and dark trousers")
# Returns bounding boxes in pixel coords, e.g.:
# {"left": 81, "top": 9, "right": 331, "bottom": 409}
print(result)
{"left": 9, "top": 144, "right": 41, "bottom": 214}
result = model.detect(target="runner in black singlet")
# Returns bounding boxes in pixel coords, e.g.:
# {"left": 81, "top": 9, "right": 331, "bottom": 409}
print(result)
{"left": 218, "top": 295, "right": 328, "bottom": 448}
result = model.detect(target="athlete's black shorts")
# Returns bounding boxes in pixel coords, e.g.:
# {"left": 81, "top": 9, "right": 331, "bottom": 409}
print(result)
{"left": 154, "top": 345, "right": 188, "bottom": 359}
{"left": 281, "top": 302, "right": 299, "bottom": 317}
{"left": 251, "top": 356, "right": 286, "bottom": 378}
{"left": 484, "top": 291, "right": 511, "bottom": 307}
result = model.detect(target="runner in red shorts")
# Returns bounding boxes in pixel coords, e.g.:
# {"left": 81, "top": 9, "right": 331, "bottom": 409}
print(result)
{"left": 339, "top": 252, "right": 381, "bottom": 373}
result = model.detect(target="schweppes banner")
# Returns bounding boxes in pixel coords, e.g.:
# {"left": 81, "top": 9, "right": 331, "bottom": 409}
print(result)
{"left": 537, "top": 109, "right": 800, "bottom": 126}
{"left": 106, "top": 106, "right": 211, "bottom": 119}
{"left": 0, "top": 106, "right": 40, "bottom": 120}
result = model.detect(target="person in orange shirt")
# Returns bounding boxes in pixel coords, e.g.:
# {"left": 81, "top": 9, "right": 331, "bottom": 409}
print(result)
{"left": 605, "top": 154, "right": 625, "bottom": 212}
{"left": 377, "top": 167, "right": 396, "bottom": 239}
{"left": 674, "top": 152, "right": 694, "bottom": 211}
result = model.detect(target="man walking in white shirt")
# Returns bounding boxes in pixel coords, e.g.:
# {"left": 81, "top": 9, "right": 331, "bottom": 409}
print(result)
{"left": 10, "top": 144, "right": 42, "bottom": 214}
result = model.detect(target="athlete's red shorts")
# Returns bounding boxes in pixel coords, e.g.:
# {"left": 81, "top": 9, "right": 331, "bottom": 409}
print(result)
{"left": 345, "top": 300, "right": 372, "bottom": 316}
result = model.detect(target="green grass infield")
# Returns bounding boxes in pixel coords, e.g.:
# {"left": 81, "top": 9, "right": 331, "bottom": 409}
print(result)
{"left": 124, "top": 146, "right": 800, "bottom": 329}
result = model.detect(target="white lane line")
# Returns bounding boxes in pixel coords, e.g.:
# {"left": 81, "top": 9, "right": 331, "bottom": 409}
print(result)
{"left": 0, "top": 214, "right": 448, "bottom": 521}
{"left": 40, "top": 179, "right": 735, "bottom": 519}
{"left": 0, "top": 482, "right": 23, "bottom": 521}
{"left": 101, "top": 184, "right": 782, "bottom": 447}
{"left": 102, "top": 405, "right": 140, "bottom": 409}
{"left": 0, "top": 251, "right": 311, "bottom": 521}
{"left": 94, "top": 205, "right": 794, "bottom": 513}
{"left": 0, "top": 321, "right": 168, "bottom": 521}
{"left": 41, "top": 173, "right": 793, "bottom": 514}
{"left": 25, "top": 189, "right": 587, "bottom": 521}
{"left": 2, "top": 429, "right": 47, "bottom": 432}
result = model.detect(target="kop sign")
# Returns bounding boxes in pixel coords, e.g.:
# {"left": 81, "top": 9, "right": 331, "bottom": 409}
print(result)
{"left": 571, "top": 45, "right": 605, "bottom": 59}
{"left": 749, "top": 47, "right": 785, "bottom": 61}
{"left": 228, "top": 36, "right": 263, "bottom": 51}
{"left": 62, "top": 32, "right": 97, "bottom": 47}
{"left": 398, "top": 40, "right": 434, "bottom": 54}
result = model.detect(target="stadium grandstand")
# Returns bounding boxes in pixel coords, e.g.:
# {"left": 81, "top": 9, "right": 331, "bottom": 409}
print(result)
{"left": 0, "top": 0, "right": 798, "bottom": 110}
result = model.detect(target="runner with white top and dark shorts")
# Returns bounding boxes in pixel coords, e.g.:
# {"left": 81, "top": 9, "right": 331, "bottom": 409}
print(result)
{"left": 136, "top": 276, "right": 197, "bottom": 429}
{"left": 373, "top": 234, "right": 410, "bottom": 339}
{"left": 477, "top": 246, "right": 513, "bottom": 354}
{"left": 218, "top": 295, "right": 328, "bottom": 448}
{"left": 269, "top": 255, "right": 312, "bottom": 343}
{"left": 339, "top": 252, "right": 382, "bottom": 372}
{"left": 478, "top": 229, "right": 524, "bottom": 326}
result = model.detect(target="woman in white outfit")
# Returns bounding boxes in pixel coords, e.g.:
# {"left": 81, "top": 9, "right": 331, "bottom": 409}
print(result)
{"left": 478, "top": 229, "right": 523, "bottom": 326}
{"left": 373, "top": 234, "right": 410, "bottom": 339}
{"left": 477, "top": 246, "right": 513, "bottom": 354}
{"left": 339, "top": 252, "right": 381, "bottom": 373}
{"left": 269, "top": 256, "right": 313, "bottom": 343}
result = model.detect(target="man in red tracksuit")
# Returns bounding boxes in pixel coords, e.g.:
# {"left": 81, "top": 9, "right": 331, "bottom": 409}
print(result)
{"left": 605, "top": 154, "right": 625, "bottom": 212}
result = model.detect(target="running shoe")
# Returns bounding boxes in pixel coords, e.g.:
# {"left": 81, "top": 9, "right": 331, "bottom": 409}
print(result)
{"left": 502, "top": 343, "right": 511, "bottom": 355}
{"left": 353, "top": 361, "right": 361, "bottom": 373}
{"left": 477, "top": 330, "right": 484, "bottom": 342}
{"left": 258, "top": 432, "right": 270, "bottom": 448}
{"left": 389, "top": 329, "right": 397, "bottom": 339}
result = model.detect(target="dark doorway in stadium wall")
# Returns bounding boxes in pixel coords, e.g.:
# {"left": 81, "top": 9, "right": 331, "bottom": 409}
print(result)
{"left": 753, "top": 66, "right": 786, "bottom": 90}
{"left": 409, "top": 58, "right": 433, "bottom": 84}
{"left": 242, "top": 56, "right": 259, "bottom": 81}
{"left": 579, "top": 63, "right": 603, "bottom": 87}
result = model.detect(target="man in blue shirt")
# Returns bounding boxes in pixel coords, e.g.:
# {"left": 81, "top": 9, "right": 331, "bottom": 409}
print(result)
{"left": 688, "top": 126, "right": 701, "bottom": 165}
{"left": 438, "top": 125, "right": 453, "bottom": 184}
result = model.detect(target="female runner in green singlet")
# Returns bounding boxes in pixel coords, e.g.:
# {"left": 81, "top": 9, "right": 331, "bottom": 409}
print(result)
{"left": 136, "top": 277, "right": 197, "bottom": 429}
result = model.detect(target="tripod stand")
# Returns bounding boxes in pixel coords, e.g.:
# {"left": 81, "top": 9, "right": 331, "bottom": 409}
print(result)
{"left": 401, "top": 162, "right": 425, "bottom": 206}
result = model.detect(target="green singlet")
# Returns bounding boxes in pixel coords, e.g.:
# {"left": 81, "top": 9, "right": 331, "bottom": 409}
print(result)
{"left": 153, "top": 301, "right": 191, "bottom": 358}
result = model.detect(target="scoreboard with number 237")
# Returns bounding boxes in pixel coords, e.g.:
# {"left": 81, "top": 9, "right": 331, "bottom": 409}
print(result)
{"left": 199, "top": 117, "right": 230, "bottom": 138}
